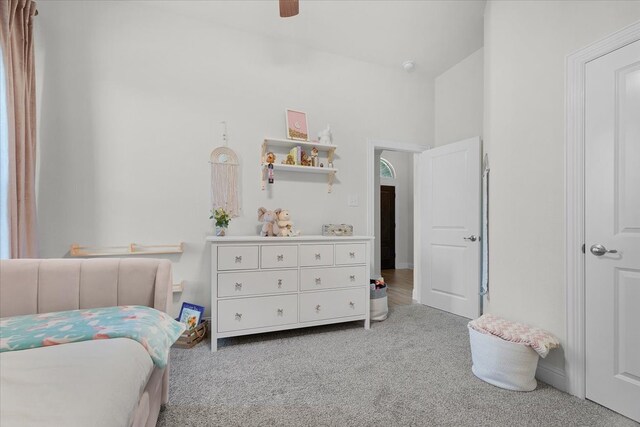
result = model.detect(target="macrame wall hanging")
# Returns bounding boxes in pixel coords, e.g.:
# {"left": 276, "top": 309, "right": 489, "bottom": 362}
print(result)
{"left": 210, "top": 122, "right": 240, "bottom": 217}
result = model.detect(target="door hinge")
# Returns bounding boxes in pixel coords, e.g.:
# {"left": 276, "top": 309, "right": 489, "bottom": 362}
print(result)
{"left": 581, "top": 244, "right": 585, "bottom": 254}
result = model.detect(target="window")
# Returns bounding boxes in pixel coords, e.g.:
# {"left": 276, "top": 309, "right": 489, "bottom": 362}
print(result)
{"left": 0, "top": 47, "right": 9, "bottom": 258}
{"left": 380, "top": 157, "right": 396, "bottom": 179}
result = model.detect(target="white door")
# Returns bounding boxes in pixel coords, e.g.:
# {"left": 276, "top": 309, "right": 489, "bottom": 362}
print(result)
{"left": 585, "top": 39, "right": 640, "bottom": 422}
{"left": 420, "top": 137, "right": 481, "bottom": 319}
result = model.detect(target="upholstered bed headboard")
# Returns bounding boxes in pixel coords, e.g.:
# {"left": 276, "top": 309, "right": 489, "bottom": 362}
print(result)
{"left": 0, "top": 258, "right": 173, "bottom": 318}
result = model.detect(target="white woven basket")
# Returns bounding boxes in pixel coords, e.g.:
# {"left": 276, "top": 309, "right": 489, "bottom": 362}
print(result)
{"left": 370, "top": 296, "right": 388, "bottom": 321}
{"left": 468, "top": 326, "right": 539, "bottom": 391}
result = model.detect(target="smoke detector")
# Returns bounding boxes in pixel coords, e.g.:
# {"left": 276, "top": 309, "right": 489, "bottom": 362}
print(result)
{"left": 402, "top": 60, "right": 416, "bottom": 72}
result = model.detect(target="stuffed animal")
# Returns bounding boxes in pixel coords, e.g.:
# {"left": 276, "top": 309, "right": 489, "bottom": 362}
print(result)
{"left": 285, "top": 154, "right": 295, "bottom": 165}
{"left": 275, "top": 208, "right": 297, "bottom": 237}
{"left": 258, "top": 207, "right": 280, "bottom": 237}
{"left": 301, "top": 150, "right": 312, "bottom": 166}
{"left": 280, "top": 226, "right": 293, "bottom": 237}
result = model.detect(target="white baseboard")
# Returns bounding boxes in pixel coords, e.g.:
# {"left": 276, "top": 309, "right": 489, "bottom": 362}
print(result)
{"left": 395, "top": 262, "right": 414, "bottom": 269}
{"left": 536, "top": 359, "right": 568, "bottom": 392}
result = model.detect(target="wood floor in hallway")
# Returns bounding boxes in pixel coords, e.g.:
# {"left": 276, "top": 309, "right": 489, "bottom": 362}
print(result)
{"left": 381, "top": 269, "right": 414, "bottom": 307}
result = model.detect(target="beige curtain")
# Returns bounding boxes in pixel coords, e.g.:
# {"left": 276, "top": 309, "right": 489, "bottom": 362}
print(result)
{"left": 0, "top": 0, "right": 38, "bottom": 258}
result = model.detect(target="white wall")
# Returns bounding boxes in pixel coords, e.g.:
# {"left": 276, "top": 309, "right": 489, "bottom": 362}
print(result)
{"left": 380, "top": 150, "right": 414, "bottom": 270}
{"left": 484, "top": 1, "right": 640, "bottom": 378}
{"left": 435, "top": 48, "right": 483, "bottom": 146}
{"left": 34, "top": 1, "right": 434, "bottom": 316}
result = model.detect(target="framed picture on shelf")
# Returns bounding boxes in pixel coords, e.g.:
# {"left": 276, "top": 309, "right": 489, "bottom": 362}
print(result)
{"left": 285, "top": 109, "right": 308, "bottom": 141}
{"left": 178, "top": 302, "right": 205, "bottom": 329}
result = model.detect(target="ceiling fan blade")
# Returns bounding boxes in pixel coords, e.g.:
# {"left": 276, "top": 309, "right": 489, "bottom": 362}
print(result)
{"left": 279, "top": 0, "right": 299, "bottom": 18}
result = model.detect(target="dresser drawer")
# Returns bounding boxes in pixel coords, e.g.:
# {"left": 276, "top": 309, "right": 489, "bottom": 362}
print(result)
{"left": 261, "top": 245, "right": 298, "bottom": 269}
{"left": 299, "top": 288, "right": 366, "bottom": 322}
{"left": 335, "top": 243, "right": 366, "bottom": 265}
{"left": 218, "top": 270, "right": 298, "bottom": 297}
{"left": 218, "top": 246, "right": 259, "bottom": 271}
{"left": 218, "top": 294, "right": 298, "bottom": 333}
{"left": 300, "top": 244, "right": 334, "bottom": 267}
{"left": 300, "top": 266, "right": 367, "bottom": 291}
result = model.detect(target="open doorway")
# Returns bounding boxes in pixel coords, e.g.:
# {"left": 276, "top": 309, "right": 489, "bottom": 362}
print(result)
{"left": 378, "top": 152, "right": 414, "bottom": 307}
{"left": 367, "top": 137, "right": 482, "bottom": 316}
{"left": 366, "top": 139, "right": 430, "bottom": 305}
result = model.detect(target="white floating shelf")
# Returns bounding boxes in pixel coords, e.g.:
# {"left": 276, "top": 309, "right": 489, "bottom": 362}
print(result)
{"left": 264, "top": 137, "right": 337, "bottom": 151}
{"left": 262, "top": 137, "right": 337, "bottom": 193}
{"left": 262, "top": 163, "right": 337, "bottom": 174}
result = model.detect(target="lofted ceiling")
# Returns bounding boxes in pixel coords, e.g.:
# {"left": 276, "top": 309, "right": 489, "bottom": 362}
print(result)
{"left": 148, "top": 0, "right": 486, "bottom": 76}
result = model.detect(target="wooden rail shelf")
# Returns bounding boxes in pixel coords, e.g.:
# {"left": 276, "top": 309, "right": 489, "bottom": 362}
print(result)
{"left": 70, "top": 243, "right": 185, "bottom": 257}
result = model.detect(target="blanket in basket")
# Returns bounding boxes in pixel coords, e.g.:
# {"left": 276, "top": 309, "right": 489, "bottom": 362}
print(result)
{"left": 468, "top": 314, "right": 560, "bottom": 358}
{"left": 0, "top": 306, "right": 185, "bottom": 367}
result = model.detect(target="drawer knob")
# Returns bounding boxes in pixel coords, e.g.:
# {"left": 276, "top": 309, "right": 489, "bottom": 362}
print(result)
{"left": 277, "top": 254, "right": 284, "bottom": 261}
{"left": 315, "top": 304, "right": 321, "bottom": 312}
{"left": 349, "top": 301, "right": 355, "bottom": 308}
{"left": 235, "top": 313, "right": 242, "bottom": 320}
{"left": 235, "top": 282, "right": 242, "bottom": 290}
{"left": 349, "top": 252, "right": 356, "bottom": 258}
{"left": 315, "top": 253, "right": 321, "bottom": 260}
{"left": 277, "top": 308, "right": 284, "bottom": 315}
{"left": 349, "top": 275, "right": 356, "bottom": 281}
{"left": 315, "top": 277, "right": 322, "bottom": 285}
{"left": 235, "top": 256, "right": 242, "bottom": 263}
{"left": 277, "top": 279, "right": 283, "bottom": 288}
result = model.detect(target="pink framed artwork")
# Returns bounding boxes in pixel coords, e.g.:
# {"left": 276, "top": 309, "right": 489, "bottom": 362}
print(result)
{"left": 285, "top": 109, "right": 308, "bottom": 141}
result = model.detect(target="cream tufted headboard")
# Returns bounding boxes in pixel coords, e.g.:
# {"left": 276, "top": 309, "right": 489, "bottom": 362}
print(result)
{"left": 0, "top": 258, "right": 173, "bottom": 318}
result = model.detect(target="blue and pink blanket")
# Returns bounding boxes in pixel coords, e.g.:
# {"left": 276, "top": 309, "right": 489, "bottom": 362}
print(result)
{"left": 0, "top": 305, "right": 186, "bottom": 367}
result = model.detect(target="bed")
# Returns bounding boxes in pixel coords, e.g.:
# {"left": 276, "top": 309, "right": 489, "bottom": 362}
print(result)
{"left": 0, "top": 258, "right": 177, "bottom": 427}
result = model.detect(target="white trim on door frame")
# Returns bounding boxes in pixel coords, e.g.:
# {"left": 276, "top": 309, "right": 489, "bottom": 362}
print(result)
{"left": 565, "top": 20, "right": 640, "bottom": 399}
{"left": 366, "top": 139, "right": 429, "bottom": 302}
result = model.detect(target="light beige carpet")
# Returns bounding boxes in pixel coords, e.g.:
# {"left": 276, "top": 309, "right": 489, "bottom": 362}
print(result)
{"left": 159, "top": 304, "right": 637, "bottom": 427}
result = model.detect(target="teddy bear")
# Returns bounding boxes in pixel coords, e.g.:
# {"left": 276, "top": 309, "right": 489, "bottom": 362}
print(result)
{"left": 274, "top": 208, "right": 295, "bottom": 237}
{"left": 301, "top": 150, "right": 312, "bottom": 167}
{"left": 258, "top": 207, "right": 280, "bottom": 237}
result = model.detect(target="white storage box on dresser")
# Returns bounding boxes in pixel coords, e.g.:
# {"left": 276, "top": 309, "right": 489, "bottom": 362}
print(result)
{"left": 208, "top": 236, "right": 373, "bottom": 351}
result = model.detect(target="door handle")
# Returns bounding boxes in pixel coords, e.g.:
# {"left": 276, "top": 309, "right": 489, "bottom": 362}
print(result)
{"left": 589, "top": 244, "right": 618, "bottom": 257}
{"left": 463, "top": 235, "right": 479, "bottom": 242}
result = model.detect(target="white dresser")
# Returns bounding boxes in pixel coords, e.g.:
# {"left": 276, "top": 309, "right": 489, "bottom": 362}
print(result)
{"left": 208, "top": 235, "right": 373, "bottom": 351}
